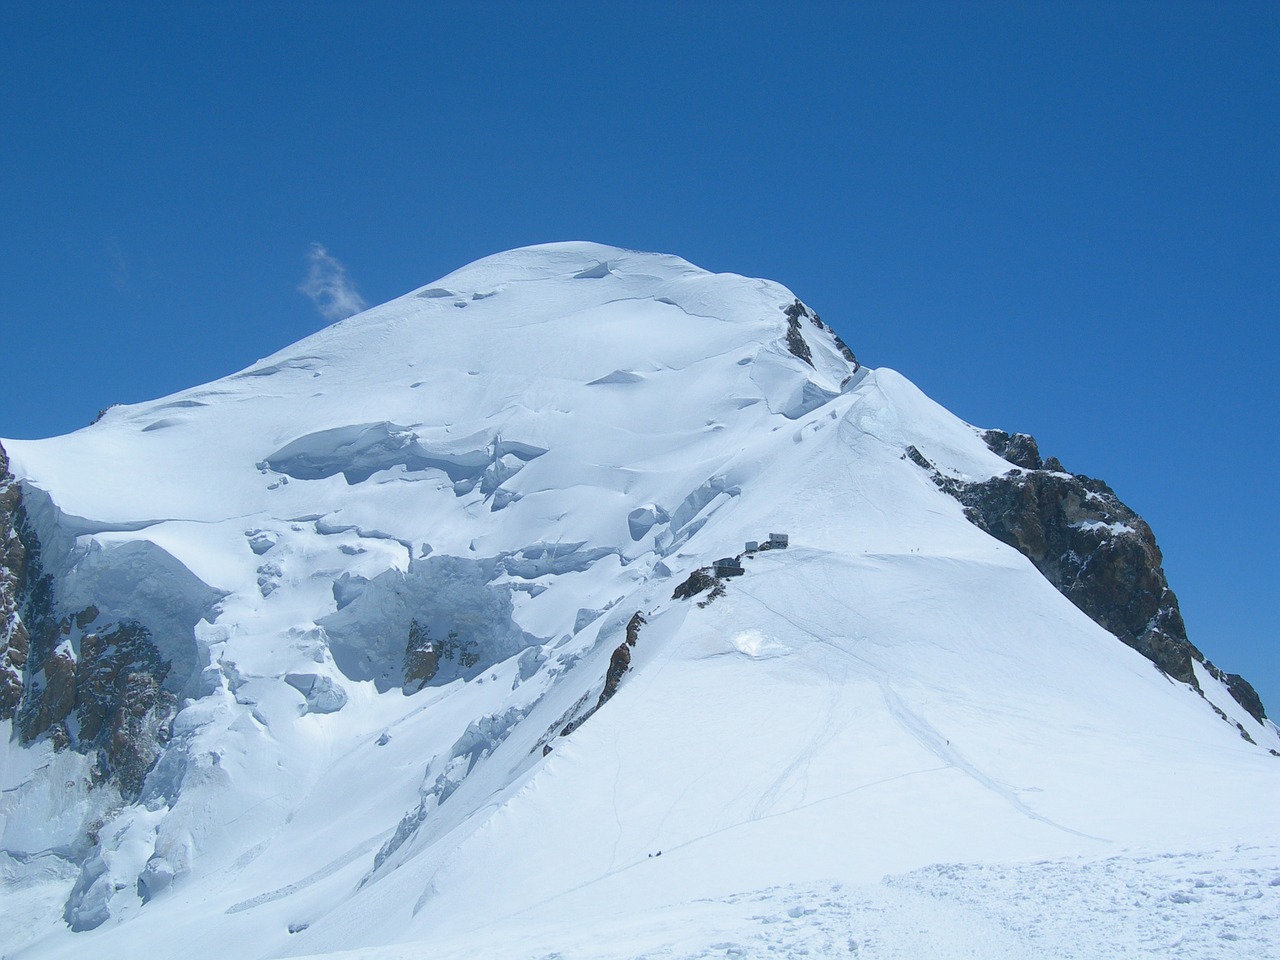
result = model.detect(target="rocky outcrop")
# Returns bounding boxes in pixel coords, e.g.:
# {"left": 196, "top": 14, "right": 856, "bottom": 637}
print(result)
{"left": 19, "top": 617, "right": 177, "bottom": 798}
{"left": 0, "top": 442, "right": 30, "bottom": 718}
{"left": 97, "top": 655, "right": 175, "bottom": 797}
{"left": 625, "top": 611, "right": 646, "bottom": 647}
{"left": 597, "top": 642, "right": 632, "bottom": 708}
{"left": 402, "top": 619, "right": 481, "bottom": 694}
{"left": 1214, "top": 670, "right": 1267, "bottom": 726}
{"left": 782, "top": 300, "right": 860, "bottom": 371}
{"left": 783, "top": 301, "right": 815, "bottom": 366}
{"left": 556, "top": 612, "right": 649, "bottom": 742}
{"left": 961, "top": 464, "right": 1193, "bottom": 685}
{"left": 977, "top": 429, "right": 1045, "bottom": 471}
{"left": 3, "top": 441, "right": 61, "bottom": 735}
{"left": 2, "top": 442, "right": 178, "bottom": 797}
{"left": 596, "top": 612, "right": 647, "bottom": 709}
{"left": 804, "top": 308, "right": 859, "bottom": 370}
{"left": 403, "top": 618, "right": 440, "bottom": 690}
{"left": 672, "top": 568, "right": 717, "bottom": 601}
{"left": 907, "top": 433, "right": 1267, "bottom": 723}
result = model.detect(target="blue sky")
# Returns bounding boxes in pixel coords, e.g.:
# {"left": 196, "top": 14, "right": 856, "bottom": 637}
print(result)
{"left": 1, "top": 2, "right": 1276, "bottom": 708}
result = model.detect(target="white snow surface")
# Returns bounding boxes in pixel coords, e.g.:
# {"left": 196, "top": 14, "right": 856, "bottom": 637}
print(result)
{"left": 1, "top": 242, "right": 1277, "bottom": 958}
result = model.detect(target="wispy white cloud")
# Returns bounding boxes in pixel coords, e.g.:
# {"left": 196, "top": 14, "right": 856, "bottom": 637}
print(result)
{"left": 299, "top": 243, "right": 367, "bottom": 321}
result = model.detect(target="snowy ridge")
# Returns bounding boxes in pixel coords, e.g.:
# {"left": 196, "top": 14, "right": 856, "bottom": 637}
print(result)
{"left": 1, "top": 242, "right": 1277, "bottom": 958}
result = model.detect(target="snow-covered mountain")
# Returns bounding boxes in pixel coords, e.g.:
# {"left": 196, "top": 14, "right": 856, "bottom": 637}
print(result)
{"left": 2, "top": 242, "right": 1277, "bottom": 959}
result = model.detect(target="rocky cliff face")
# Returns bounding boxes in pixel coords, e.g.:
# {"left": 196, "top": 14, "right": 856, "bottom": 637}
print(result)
{"left": 907, "top": 430, "right": 1267, "bottom": 726}
{"left": 0, "top": 440, "right": 178, "bottom": 798}
{"left": 0, "top": 442, "right": 30, "bottom": 718}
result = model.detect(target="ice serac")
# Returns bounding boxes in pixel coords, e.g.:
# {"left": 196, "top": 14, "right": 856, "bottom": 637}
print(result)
{"left": 0, "top": 242, "right": 1277, "bottom": 960}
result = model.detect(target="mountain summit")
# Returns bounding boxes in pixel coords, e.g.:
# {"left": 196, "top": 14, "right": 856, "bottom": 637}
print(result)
{"left": 2, "top": 243, "right": 1276, "bottom": 959}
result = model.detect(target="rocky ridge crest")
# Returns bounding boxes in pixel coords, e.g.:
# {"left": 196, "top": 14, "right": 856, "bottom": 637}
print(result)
{"left": 907, "top": 430, "right": 1267, "bottom": 728}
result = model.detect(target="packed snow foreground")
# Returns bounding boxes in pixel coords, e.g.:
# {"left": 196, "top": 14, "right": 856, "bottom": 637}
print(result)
{"left": 1, "top": 243, "right": 1276, "bottom": 959}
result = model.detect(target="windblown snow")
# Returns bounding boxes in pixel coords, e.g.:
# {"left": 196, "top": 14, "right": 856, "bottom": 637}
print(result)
{"left": 1, "top": 242, "right": 1276, "bottom": 959}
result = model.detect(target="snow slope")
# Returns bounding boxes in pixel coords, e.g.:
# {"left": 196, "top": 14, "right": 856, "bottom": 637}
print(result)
{"left": 2, "top": 242, "right": 1277, "bottom": 959}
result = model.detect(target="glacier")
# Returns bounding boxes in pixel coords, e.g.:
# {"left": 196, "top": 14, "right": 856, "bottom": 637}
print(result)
{"left": 0, "top": 241, "right": 1276, "bottom": 959}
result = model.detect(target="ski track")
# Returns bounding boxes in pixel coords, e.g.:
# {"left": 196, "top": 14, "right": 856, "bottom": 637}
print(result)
{"left": 875, "top": 682, "right": 1107, "bottom": 844}
{"left": 224, "top": 833, "right": 387, "bottom": 914}
{"left": 732, "top": 577, "right": 1106, "bottom": 844}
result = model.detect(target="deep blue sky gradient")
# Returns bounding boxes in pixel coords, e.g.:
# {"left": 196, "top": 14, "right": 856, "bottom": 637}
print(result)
{"left": 2, "top": 2, "right": 1277, "bottom": 708}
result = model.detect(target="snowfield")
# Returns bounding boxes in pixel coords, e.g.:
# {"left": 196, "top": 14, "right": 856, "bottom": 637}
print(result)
{"left": 1, "top": 242, "right": 1277, "bottom": 959}
{"left": 284, "top": 846, "right": 1280, "bottom": 960}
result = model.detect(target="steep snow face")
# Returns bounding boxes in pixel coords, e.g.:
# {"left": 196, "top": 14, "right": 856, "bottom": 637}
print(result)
{"left": 1, "top": 242, "right": 1277, "bottom": 959}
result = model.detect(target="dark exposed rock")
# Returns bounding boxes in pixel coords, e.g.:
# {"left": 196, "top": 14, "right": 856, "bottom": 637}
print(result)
{"left": 3, "top": 442, "right": 179, "bottom": 798}
{"left": 0, "top": 443, "right": 30, "bottom": 718}
{"left": 829, "top": 332, "right": 859, "bottom": 371}
{"left": 1214, "top": 670, "right": 1267, "bottom": 725}
{"left": 5, "top": 443, "right": 67, "bottom": 736}
{"left": 696, "top": 583, "right": 726, "bottom": 608}
{"left": 555, "top": 693, "right": 593, "bottom": 740}
{"left": 625, "top": 611, "right": 646, "bottom": 646}
{"left": 403, "top": 618, "right": 440, "bottom": 690}
{"left": 672, "top": 568, "right": 717, "bottom": 601}
{"left": 597, "top": 641, "right": 632, "bottom": 709}
{"left": 802, "top": 304, "right": 860, "bottom": 370}
{"left": 16, "top": 615, "right": 177, "bottom": 799}
{"left": 91, "top": 404, "right": 120, "bottom": 425}
{"left": 956, "top": 467, "right": 1196, "bottom": 684}
{"left": 904, "top": 445, "right": 933, "bottom": 472}
{"left": 77, "top": 622, "right": 176, "bottom": 797}
{"left": 10, "top": 501, "right": 60, "bottom": 721}
{"left": 74, "top": 624, "right": 170, "bottom": 737}
{"left": 106, "top": 669, "right": 175, "bottom": 797}
{"left": 21, "top": 645, "right": 76, "bottom": 742}
{"left": 783, "top": 301, "right": 814, "bottom": 367}
{"left": 402, "top": 618, "right": 480, "bottom": 693}
{"left": 673, "top": 564, "right": 732, "bottom": 608}
{"left": 910, "top": 430, "right": 1268, "bottom": 725}
{"left": 557, "top": 611, "right": 649, "bottom": 740}
{"left": 782, "top": 299, "right": 860, "bottom": 372}
{"left": 595, "top": 610, "right": 647, "bottom": 710}
{"left": 979, "top": 429, "right": 1043, "bottom": 471}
